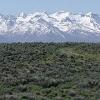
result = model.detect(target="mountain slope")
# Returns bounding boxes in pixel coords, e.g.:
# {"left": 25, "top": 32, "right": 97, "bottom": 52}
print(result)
{"left": 0, "top": 11, "right": 100, "bottom": 42}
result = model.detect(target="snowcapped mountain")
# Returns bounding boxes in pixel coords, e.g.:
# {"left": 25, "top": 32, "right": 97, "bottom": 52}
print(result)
{"left": 0, "top": 11, "right": 100, "bottom": 42}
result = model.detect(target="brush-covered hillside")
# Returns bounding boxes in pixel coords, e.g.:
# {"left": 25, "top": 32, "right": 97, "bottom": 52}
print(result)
{"left": 0, "top": 43, "right": 100, "bottom": 100}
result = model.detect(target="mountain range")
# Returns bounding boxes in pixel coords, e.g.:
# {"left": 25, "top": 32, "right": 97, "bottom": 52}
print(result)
{"left": 0, "top": 11, "right": 100, "bottom": 42}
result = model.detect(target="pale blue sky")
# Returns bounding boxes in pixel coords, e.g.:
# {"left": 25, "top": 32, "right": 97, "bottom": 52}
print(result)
{"left": 0, "top": 0, "right": 99, "bottom": 15}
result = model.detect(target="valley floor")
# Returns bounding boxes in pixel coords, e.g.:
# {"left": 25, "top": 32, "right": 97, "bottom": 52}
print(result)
{"left": 0, "top": 42, "right": 100, "bottom": 100}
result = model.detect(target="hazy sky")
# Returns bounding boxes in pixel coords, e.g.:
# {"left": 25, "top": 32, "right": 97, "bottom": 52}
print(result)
{"left": 0, "top": 0, "right": 99, "bottom": 15}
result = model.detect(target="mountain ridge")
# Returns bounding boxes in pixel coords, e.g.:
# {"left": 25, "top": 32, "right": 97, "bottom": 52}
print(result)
{"left": 0, "top": 11, "right": 100, "bottom": 42}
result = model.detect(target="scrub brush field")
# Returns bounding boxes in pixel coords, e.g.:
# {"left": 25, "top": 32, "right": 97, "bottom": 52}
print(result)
{"left": 0, "top": 43, "right": 100, "bottom": 100}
